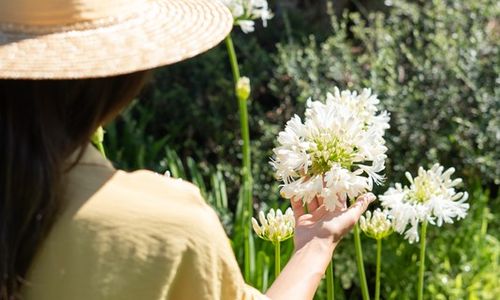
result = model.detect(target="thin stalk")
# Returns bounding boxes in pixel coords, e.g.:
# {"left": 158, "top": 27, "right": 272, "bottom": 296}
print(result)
{"left": 480, "top": 205, "right": 489, "bottom": 238}
{"left": 375, "top": 238, "right": 382, "bottom": 300}
{"left": 95, "top": 142, "right": 106, "bottom": 158}
{"left": 418, "top": 221, "right": 428, "bottom": 300}
{"left": 225, "top": 35, "right": 241, "bottom": 81}
{"left": 326, "top": 261, "right": 334, "bottom": 300}
{"left": 91, "top": 127, "right": 106, "bottom": 158}
{"left": 353, "top": 223, "right": 370, "bottom": 300}
{"left": 225, "top": 34, "right": 254, "bottom": 282}
{"left": 274, "top": 242, "right": 281, "bottom": 278}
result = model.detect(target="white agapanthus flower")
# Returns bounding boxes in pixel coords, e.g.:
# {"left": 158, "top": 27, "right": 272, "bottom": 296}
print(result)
{"left": 221, "top": 0, "right": 273, "bottom": 33}
{"left": 380, "top": 164, "right": 469, "bottom": 243}
{"left": 359, "top": 208, "right": 393, "bottom": 240}
{"left": 252, "top": 207, "right": 295, "bottom": 243}
{"left": 271, "top": 88, "right": 390, "bottom": 210}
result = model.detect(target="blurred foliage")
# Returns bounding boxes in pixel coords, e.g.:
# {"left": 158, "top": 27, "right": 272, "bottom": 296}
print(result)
{"left": 104, "top": 0, "right": 499, "bottom": 298}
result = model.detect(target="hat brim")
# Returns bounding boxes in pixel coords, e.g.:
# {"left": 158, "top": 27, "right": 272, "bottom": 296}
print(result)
{"left": 0, "top": 0, "right": 233, "bottom": 79}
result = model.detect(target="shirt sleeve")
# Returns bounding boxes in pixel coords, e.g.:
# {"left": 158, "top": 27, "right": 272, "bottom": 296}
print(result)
{"left": 116, "top": 172, "right": 269, "bottom": 300}
{"left": 165, "top": 196, "right": 269, "bottom": 300}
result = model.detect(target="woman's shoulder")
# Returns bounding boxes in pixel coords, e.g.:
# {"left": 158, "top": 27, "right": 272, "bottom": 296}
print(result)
{"left": 72, "top": 169, "right": 214, "bottom": 230}
{"left": 112, "top": 169, "right": 206, "bottom": 207}
{"left": 58, "top": 167, "right": 230, "bottom": 258}
{"left": 63, "top": 145, "right": 211, "bottom": 225}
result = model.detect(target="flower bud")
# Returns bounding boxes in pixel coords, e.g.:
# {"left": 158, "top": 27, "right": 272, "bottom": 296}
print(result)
{"left": 360, "top": 208, "right": 393, "bottom": 240}
{"left": 252, "top": 207, "right": 295, "bottom": 243}
{"left": 236, "top": 76, "right": 251, "bottom": 101}
{"left": 91, "top": 126, "right": 105, "bottom": 145}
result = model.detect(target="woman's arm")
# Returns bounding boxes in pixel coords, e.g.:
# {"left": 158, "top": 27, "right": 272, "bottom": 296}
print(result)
{"left": 265, "top": 193, "right": 375, "bottom": 300}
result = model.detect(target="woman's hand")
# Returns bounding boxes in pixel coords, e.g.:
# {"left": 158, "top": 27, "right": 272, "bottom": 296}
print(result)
{"left": 291, "top": 193, "right": 376, "bottom": 252}
{"left": 265, "top": 193, "right": 375, "bottom": 300}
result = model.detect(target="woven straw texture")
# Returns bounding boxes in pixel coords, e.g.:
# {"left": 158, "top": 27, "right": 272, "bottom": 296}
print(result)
{"left": 0, "top": 0, "right": 233, "bottom": 79}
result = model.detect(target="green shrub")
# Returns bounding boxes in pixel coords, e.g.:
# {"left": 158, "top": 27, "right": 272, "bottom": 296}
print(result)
{"left": 272, "top": 0, "right": 500, "bottom": 186}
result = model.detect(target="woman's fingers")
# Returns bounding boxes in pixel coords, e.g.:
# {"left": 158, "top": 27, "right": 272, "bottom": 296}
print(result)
{"left": 292, "top": 193, "right": 374, "bottom": 225}
{"left": 307, "top": 197, "right": 319, "bottom": 212}
{"left": 333, "top": 193, "right": 348, "bottom": 213}
{"left": 339, "top": 193, "right": 376, "bottom": 229}
{"left": 290, "top": 197, "right": 305, "bottom": 221}
{"left": 310, "top": 204, "right": 328, "bottom": 221}
{"left": 316, "top": 195, "right": 324, "bottom": 206}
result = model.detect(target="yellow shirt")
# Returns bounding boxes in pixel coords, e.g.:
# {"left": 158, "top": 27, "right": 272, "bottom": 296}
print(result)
{"left": 22, "top": 145, "right": 267, "bottom": 300}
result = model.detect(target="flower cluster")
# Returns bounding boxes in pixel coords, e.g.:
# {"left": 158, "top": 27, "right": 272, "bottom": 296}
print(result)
{"left": 380, "top": 164, "right": 469, "bottom": 243}
{"left": 252, "top": 208, "right": 295, "bottom": 243}
{"left": 221, "top": 0, "right": 273, "bottom": 33}
{"left": 271, "top": 88, "right": 390, "bottom": 210}
{"left": 359, "top": 208, "right": 393, "bottom": 240}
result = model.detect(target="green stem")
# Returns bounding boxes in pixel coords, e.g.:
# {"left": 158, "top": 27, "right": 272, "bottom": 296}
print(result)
{"left": 225, "top": 34, "right": 254, "bottom": 282}
{"left": 480, "top": 206, "right": 489, "bottom": 238}
{"left": 274, "top": 242, "right": 281, "bottom": 278}
{"left": 225, "top": 34, "right": 241, "bottom": 81}
{"left": 375, "top": 238, "right": 382, "bottom": 300}
{"left": 418, "top": 221, "right": 428, "bottom": 300}
{"left": 95, "top": 141, "right": 106, "bottom": 158}
{"left": 353, "top": 223, "right": 370, "bottom": 300}
{"left": 326, "top": 261, "right": 334, "bottom": 300}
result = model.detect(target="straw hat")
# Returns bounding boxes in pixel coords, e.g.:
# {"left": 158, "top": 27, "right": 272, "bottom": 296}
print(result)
{"left": 0, "top": 0, "right": 233, "bottom": 79}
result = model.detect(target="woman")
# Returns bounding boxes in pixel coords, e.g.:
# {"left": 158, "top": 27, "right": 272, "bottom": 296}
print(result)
{"left": 0, "top": 0, "right": 374, "bottom": 299}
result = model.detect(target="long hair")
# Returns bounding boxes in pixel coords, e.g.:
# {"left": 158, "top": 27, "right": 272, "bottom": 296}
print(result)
{"left": 0, "top": 71, "right": 150, "bottom": 299}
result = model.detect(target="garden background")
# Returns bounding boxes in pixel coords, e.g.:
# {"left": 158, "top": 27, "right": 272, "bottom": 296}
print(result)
{"left": 102, "top": 0, "right": 499, "bottom": 299}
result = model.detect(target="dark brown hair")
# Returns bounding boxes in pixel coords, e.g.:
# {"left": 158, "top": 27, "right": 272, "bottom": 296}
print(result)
{"left": 0, "top": 71, "right": 150, "bottom": 299}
